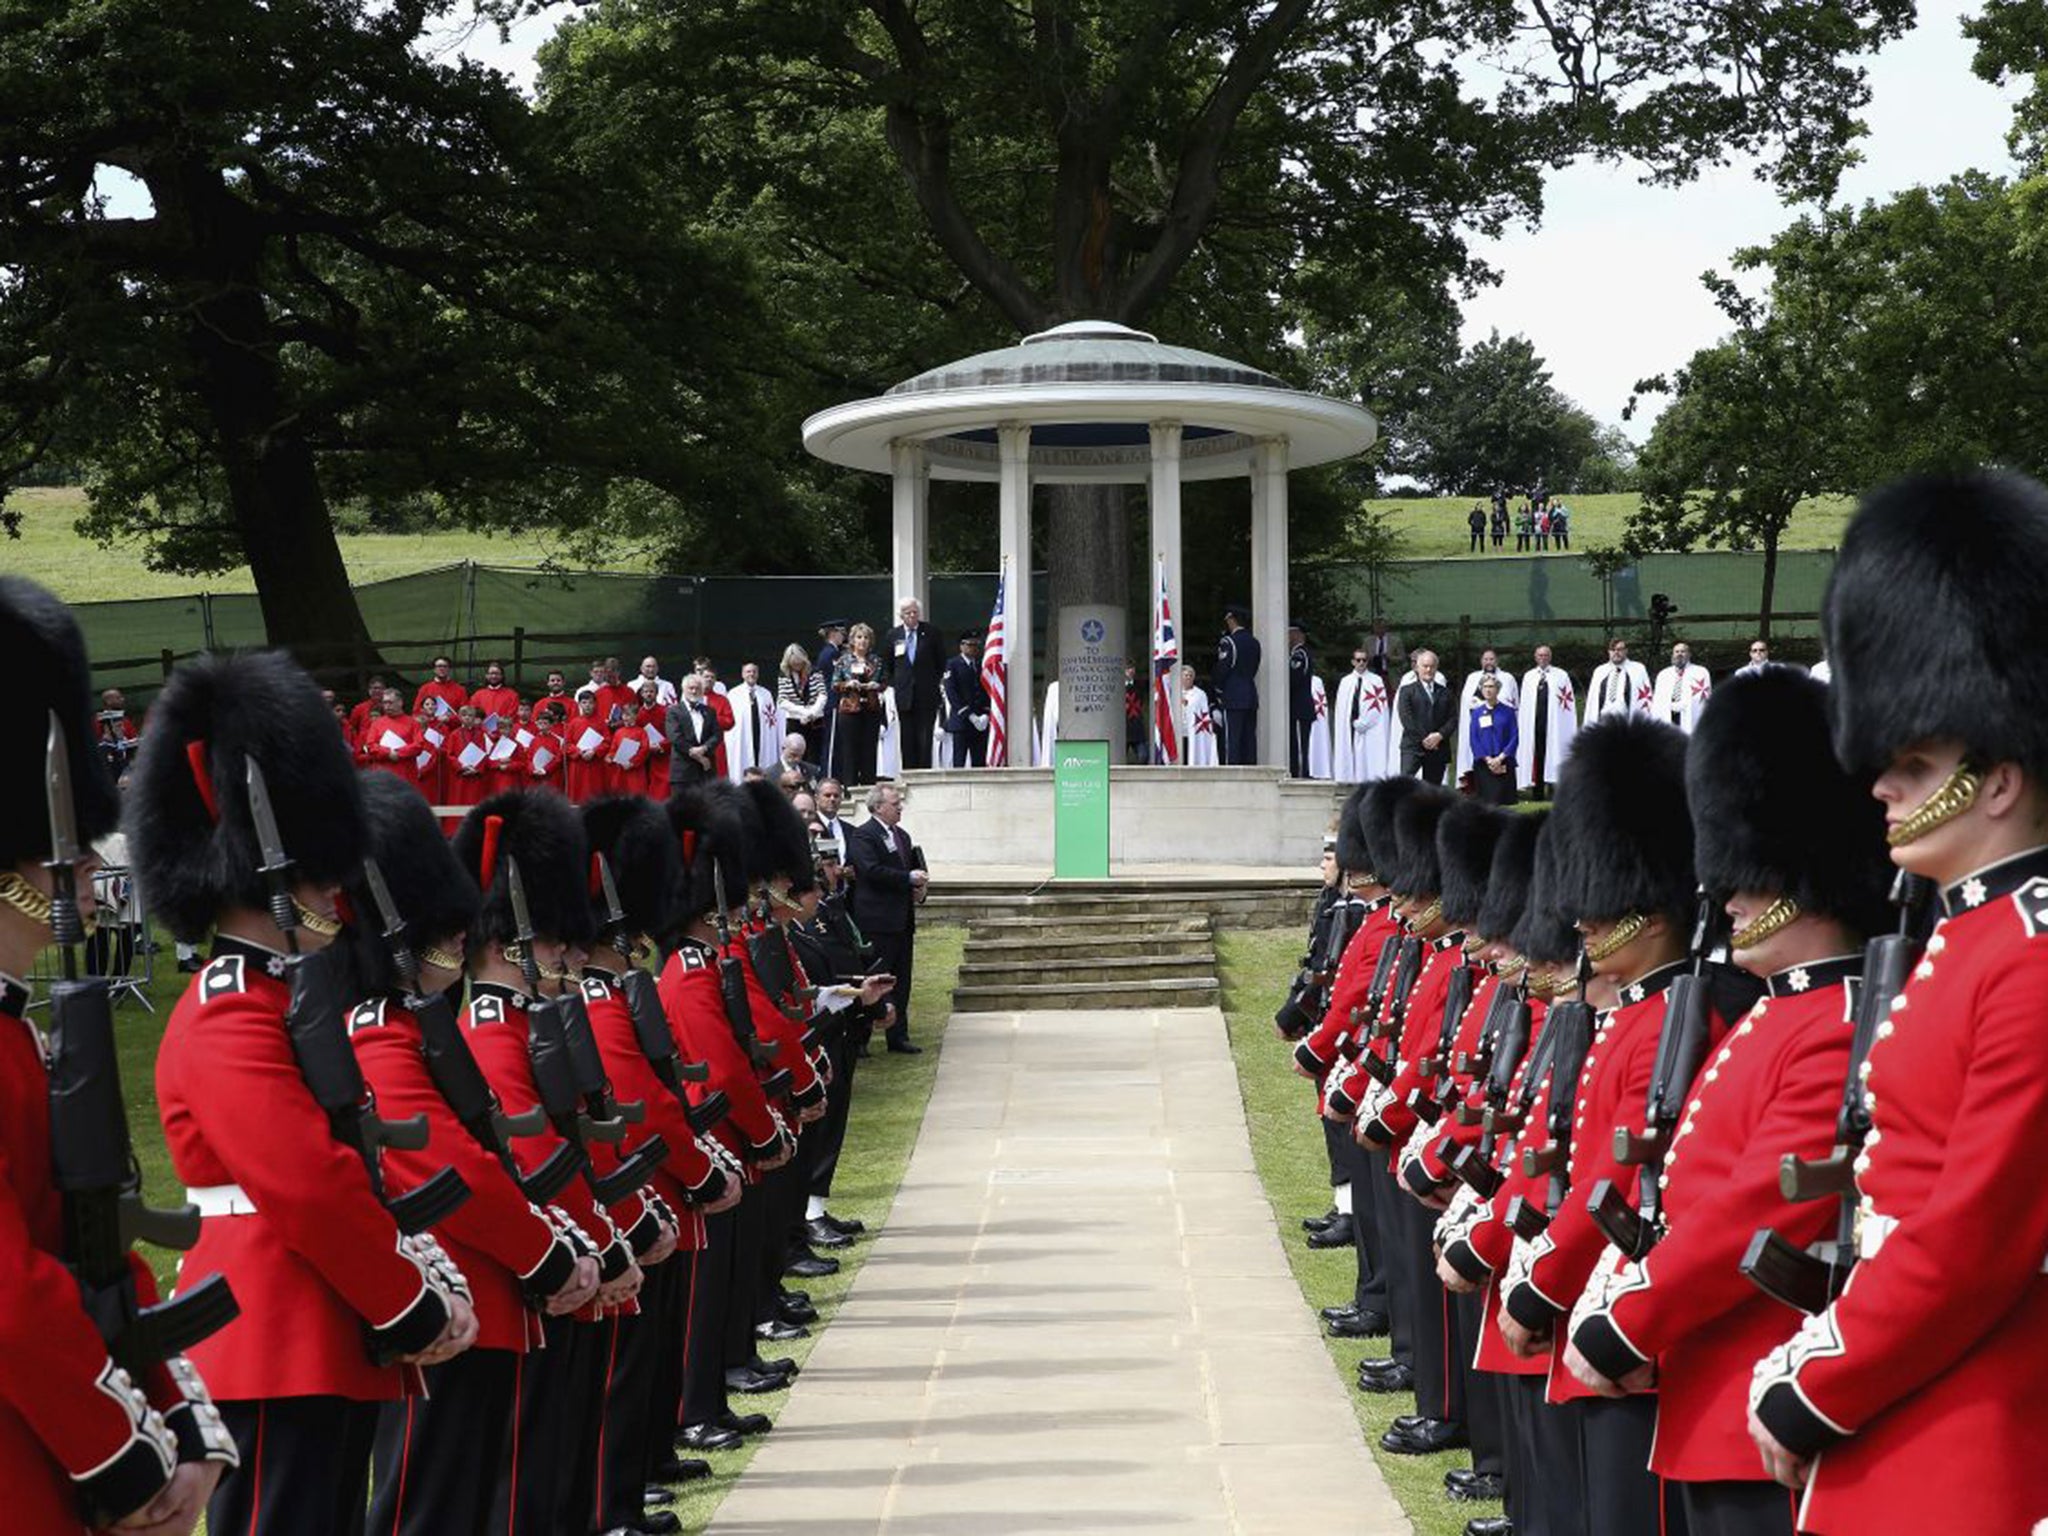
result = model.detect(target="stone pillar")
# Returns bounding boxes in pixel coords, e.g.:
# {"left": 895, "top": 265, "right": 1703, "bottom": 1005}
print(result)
{"left": 1250, "top": 437, "right": 1291, "bottom": 771}
{"left": 997, "top": 422, "right": 1034, "bottom": 762}
{"left": 1149, "top": 421, "right": 1185, "bottom": 763}
{"left": 889, "top": 439, "right": 930, "bottom": 614}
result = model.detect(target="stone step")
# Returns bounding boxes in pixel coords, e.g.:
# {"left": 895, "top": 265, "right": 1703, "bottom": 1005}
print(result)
{"left": 928, "top": 889, "right": 1310, "bottom": 929}
{"left": 959, "top": 953, "right": 1219, "bottom": 988}
{"left": 951, "top": 975, "right": 1223, "bottom": 1012}
{"left": 965, "top": 931, "right": 1217, "bottom": 959}
{"left": 964, "top": 913, "right": 1214, "bottom": 942}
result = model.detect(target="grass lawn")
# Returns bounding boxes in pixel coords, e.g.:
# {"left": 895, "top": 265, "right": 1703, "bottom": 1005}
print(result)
{"left": 1361, "top": 490, "right": 1855, "bottom": 561}
{"left": 97, "top": 919, "right": 966, "bottom": 1535}
{"left": 1217, "top": 926, "right": 1497, "bottom": 1536}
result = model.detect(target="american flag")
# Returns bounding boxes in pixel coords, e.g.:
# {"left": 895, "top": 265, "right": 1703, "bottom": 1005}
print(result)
{"left": 1151, "top": 556, "right": 1179, "bottom": 764}
{"left": 981, "top": 567, "right": 1009, "bottom": 767}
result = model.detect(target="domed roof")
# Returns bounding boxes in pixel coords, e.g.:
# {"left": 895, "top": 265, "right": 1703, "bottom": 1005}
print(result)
{"left": 886, "top": 321, "right": 1290, "bottom": 397}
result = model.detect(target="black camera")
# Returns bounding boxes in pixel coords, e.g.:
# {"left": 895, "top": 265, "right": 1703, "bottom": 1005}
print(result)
{"left": 1649, "top": 593, "right": 1678, "bottom": 620}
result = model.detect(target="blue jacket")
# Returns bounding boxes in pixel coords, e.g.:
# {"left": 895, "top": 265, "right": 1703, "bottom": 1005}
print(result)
{"left": 1215, "top": 629, "right": 1261, "bottom": 709}
{"left": 1467, "top": 700, "right": 1519, "bottom": 763}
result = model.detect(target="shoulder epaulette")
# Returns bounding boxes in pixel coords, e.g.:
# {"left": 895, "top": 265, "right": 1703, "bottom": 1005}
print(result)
{"left": 677, "top": 949, "right": 711, "bottom": 972}
{"left": 346, "top": 998, "right": 388, "bottom": 1036}
{"left": 468, "top": 994, "right": 508, "bottom": 1028}
{"left": 198, "top": 955, "right": 247, "bottom": 1003}
{"left": 2012, "top": 876, "right": 2048, "bottom": 938}
{"left": 581, "top": 976, "right": 614, "bottom": 1002}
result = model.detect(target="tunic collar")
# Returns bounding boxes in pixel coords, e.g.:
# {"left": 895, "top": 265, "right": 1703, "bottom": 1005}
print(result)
{"left": 1939, "top": 845, "right": 2048, "bottom": 916}
{"left": 211, "top": 933, "right": 293, "bottom": 979}
{"left": 470, "top": 979, "right": 532, "bottom": 1011}
{"left": 1615, "top": 959, "right": 1689, "bottom": 1008}
{"left": 1764, "top": 954, "right": 1863, "bottom": 997}
{"left": 0, "top": 971, "right": 26, "bottom": 1020}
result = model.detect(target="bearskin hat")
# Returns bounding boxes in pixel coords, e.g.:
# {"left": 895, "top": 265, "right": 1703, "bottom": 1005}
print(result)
{"left": 127, "top": 650, "right": 365, "bottom": 943}
{"left": 580, "top": 795, "right": 678, "bottom": 940}
{"left": 1478, "top": 810, "right": 1544, "bottom": 946}
{"left": 339, "top": 772, "right": 479, "bottom": 998}
{"left": 451, "top": 790, "right": 595, "bottom": 948}
{"left": 1548, "top": 714, "right": 1694, "bottom": 929}
{"left": 1824, "top": 469, "right": 2048, "bottom": 778}
{"left": 1437, "top": 801, "right": 1507, "bottom": 930}
{"left": 1334, "top": 781, "right": 1374, "bottom": 874}
{"left": 1688, "top": 667, "right": 1892, "bottom": 938}
{"left": 1388, "top": 785, "right": 1456, "bottom": 899}
{"left": 666, "top": 779, "right": 750, "bottom": 932}
{"left": 1512, "top": 818, "right": 1580, "bottom": 969}
{"left": 740, "top": 779, "right": 817, "bottom": 895}
{"left": 1357, "top": 776, "right": 1429, "bottom": 885}
{"left": 0, "top": 576, "right": 119, "bottom": 868}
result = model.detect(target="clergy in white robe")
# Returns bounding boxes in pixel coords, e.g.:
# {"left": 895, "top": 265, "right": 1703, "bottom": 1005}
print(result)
{"left": 1330, "top": 663, "right": 1392, "bottom": 783}
{"left": 1583, "top": 642, "right": 1652, "bottom": 723}
{"left": 877, "top": 685, "right": 903, "bottom": 779}
{"left": 1306, "top": 676, "right": 1332, "bottom": 779}
{"left": 1034, "top": 680, "right": 1061, "bottom": 767}
{"left": 1515, "top": 648, "right": 1579, "bottom": 792}
{"left": 723, "top": 664, "right": 780, "bottom": 780}
{"left": 1382, "top": 667, "right": 1417, "bottom": 777}
{"left": 1453, "top": 652, "right": 1521, "bottom": 780}
{"left": 1182, "top": 678, "right": 1219, "bottom": 767}
{"left": 1649, "top": 643, "right": 1712, "bottom": 732}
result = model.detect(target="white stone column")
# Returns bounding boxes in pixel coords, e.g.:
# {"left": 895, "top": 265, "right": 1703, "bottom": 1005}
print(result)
{"left": 1148, "top": 421, "right": 1185, "bottom": 763}
{"left": 1250, "top": 437, "right": 1292, "bottom": 771}
{"left": 889, "top": 439, "right": 930, "bottom": 614}
{"left": 997, "top": 422, "right": 1034, "bottom": 762}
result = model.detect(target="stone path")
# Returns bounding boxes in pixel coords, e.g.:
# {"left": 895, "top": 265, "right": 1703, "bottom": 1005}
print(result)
{"left": 710, "top": 1007, "right": 1409, "bottom": 1536}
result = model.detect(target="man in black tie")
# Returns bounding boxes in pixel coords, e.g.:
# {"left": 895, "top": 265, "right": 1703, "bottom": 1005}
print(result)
{"left": 663, "top": 672, "right": 722, "bottom": 791}
{"left": 885, "top": 597, "right": 944, "bottom": 771}
{"left": 942, "top": 631, "right": 991, "bottom": 768}
{"left": 847, "top": 783, "right": 926, "bottom": 1053}
{"left": 1395, "top": 647, "right": 1456, "bottom": 783}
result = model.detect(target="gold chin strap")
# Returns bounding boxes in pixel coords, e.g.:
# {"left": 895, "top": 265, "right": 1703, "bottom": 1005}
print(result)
{"left": 1585, "top": 911, "right": 1649, "bottom": 963}
{"left": 1887, "top": 763, "right": 1983, "bottom": 848}
{"left": 1730, "top": 896, "right": 1802, "bottom": 952}
{"left": 1494, "top": 954, "right": 1528, "bottom": 980}
{"left": 0, "top": 872, "right": 54, "bottom": 928}
{"left": 1408, "top": 898, "right": 1443, "bottom": 931}
{"left": 1462, "top": 934, "right": 1488, "bottom": 959}
{"left": 770, "top": 888, "right": 805, "bottom": 913}
{"left": 419, "top": 944, "right": 464, "bottom": 972}
{"left": 295, "top": 901, "right": 343, "bottom": 939}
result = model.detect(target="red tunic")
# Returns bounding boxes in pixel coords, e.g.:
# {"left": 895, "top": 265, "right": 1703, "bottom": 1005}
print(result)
{"left": 155, "top": 945, "right": 448, "bottom": 1401}
{"left": 409, "top": 726, "right": 445, "bottom": 806}
{"left": 535, "top": 692, "right": 579, "bottom": 727}
{"left": 657, "top": 943, "right": 784, "bottom": 1170}
{"left": 469, "top": 685, "right": 521, "bottom": 727}
{"left": 1570, "top": 962, "right": 1855, "bottom": 1483}
{"left": 634, "top": 709, "right": 672, "bottom": 801}
{"left": 525, "top": 730, "right": 567, "bottom": 795}
{"left": 1750, "top": 853, "right": 2048, "bottom": 1535}
{"left": 604, "top": 725, "right": 651, "bottom": 798}
{"left": 442, "top": 726, "right": 492, "bottom": 823}
{"left": 412, "top": 680, "right": 468, "bottom": 722}
{"left": 358, "top": 714, "right": 422, "bottom": 784}
{"left": 1296, "top": 898, "right": 1395, "bottom": 1080}
{"left": 348, "top": 998, "right": 574, "bottom": 1352}
{"left": 563, "top": 720, "right": 611, "bottom": 803}
{"left": 1362, "top": 938, "right": 1462, "bottom": 1148}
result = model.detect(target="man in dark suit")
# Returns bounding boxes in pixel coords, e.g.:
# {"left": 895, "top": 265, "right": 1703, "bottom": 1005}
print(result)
{"left": 1395, "top": 647, "right": 1456, "bottom": 784}
{"left": 1287, "top": 621, "right": 1315, "bottom": 777}
{"left": 663, "top": 672, "right": 723, "bottom": 792}
{"left": 884, "top": 597, "right": 943, "bottom": 771}
{"left": 846, "top": 783, "right": 926, "bottom": 1053}
{"left": 1213, "top": 605, "right": 1261, "bottom": 765}
{"left": 941, "top": 630, "right": 990, "bottom": 768}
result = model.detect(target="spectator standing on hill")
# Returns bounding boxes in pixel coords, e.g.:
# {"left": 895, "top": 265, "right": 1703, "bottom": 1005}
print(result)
{"left": 1515, "top": 503, "right": 1534, "bottom": 551}
{"left": 1489, "top": 502, "right": 1508, "bottom": 548}
{"left": 1534, "top": 506, "right": 1550, "bottom": 552}
{"left": 1550, "top": 501, "right": 1571, "bottom": 548}
{"left": 1467, "top": 505, "right": 1486, "bottom": 552}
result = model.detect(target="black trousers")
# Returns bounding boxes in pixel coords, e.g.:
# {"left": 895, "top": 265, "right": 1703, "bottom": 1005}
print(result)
{"left": 1366, "top": 1154, "right": 1417, "bottom": 1373}
{"left": 729, "top": 1179, "right": 769, "bottom": 1368}
{"left": 947, "top": 726, "right": 987, "bottom": 768}
{"left": 1451, "top": 1291, "right": 1503, "bottom": 1476}
{"left": 1402, "top": 748, "right": 1449, "bottom": 785}
{"left": 1532, "top": 1395, "right": 1590, "bottom": 1536}
{"left": 1496, "top": 1370, "right": 1545, "bottom": 1536}
{"left": 870, "top": 929, "right": 914, "bottom": 1045}
{"left": 900, "top": 705, "right": 936, "bottom": 770}
{"left": 754, "top": 1159, "right": 808, "bottom": 1324}
{"left": 683, "top": 1208, "right": 737, "bottom": 1428}
{"left": 489, "top": 1313, "right": 603, "bottom": 1536}
{"left": 1289, "top": 717, "right": 1313, "bottom": 778}
{"left": 1222, "top": 706, "right": 1257, "bottom": 764}
{"left": 1472, "top": 762, "right": 1517, "bottom": 804}
{"left": 594, "top": 1257, "right": 687, "bottom": 1532}
{"left": 1678, "top": 1479, "right": 1797, "bottom": 1536}
{"left": 648, "top": 1246, "right": 694, "bottom": 1444}
{"left": 1395, "top": 1188, "right": 1461, "bottom": 1423}
{"left": 368, "top": 1347, "right": 518, "bottom": 1536}
{"left": 831, "top": 709, "right": 880, "bottom": 785}
{"left": 210, "top": 1396, "right": 378, "bottom": 1536}
{"left": 1335, "top": 1132, "right": 1388, "bottom": 1315}
{"left": 1580, "top": 1395, "right": 1688, "bottom": 1536}
{"left": 805, "top": 1021, "right": 862, "bottom": 1200}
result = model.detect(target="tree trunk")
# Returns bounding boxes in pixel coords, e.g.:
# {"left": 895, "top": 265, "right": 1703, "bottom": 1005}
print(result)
{"left": 1045, "top": 481, "right": 1130, "bottom": 674}
{"left": 1758, "top": 530, "right": 1780, "bottom": 644}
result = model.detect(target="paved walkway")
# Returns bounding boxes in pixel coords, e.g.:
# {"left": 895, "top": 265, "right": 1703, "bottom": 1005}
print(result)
{"left": 710, "top": 1007, "right": 1408, "bottom": 1536}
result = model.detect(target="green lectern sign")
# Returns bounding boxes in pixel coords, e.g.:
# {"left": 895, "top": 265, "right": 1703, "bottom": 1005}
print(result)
{"left": 1053, "top": 739, "right": 1111, "bottom": 879}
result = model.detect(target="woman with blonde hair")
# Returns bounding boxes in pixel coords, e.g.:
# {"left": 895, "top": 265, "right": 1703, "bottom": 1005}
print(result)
{"left": 831, "top": 622, "right": 886, "bottom": 784}
{"left": 779, "top": 642, "right": 829, "bottom": 765}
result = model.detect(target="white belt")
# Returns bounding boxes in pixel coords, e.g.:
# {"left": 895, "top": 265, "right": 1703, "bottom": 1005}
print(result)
{"left": 187, "top": 1184, "right": 259, "bottom": 1218}
{"left": 1861, "top": 1211, "right": 2048, "bottom": 1273}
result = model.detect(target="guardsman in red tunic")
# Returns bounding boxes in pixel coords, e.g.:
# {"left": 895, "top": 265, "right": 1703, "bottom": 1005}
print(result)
{"left": 449, "top": 793, "right": 650, "bottom": 1536}
{"left": 1495, "top": 716, "right": 1710, "bottom": 1535}
{"left": 660, "top": 784, "right": 797, "bottom": 1451}
{"left": 579, "top": 797, "right": 743, "bottom": 1526}
{"left": 0, "top": 577, "right": 239, "bottom": 1536}
{"left": 1563, "top": 668, "right": 1894, "bottom": 1536}
{"left": 411, "top": 655, "right": 468, "bottom": 724}
{"left": 131, "top": 650, "right": 475, "bottom": 1536}
{"left": 1745, "top": 472, "right": 2048, "bottom": 1534}
{"left": 343, "top": 774, "right": 599, "bottom": 1536}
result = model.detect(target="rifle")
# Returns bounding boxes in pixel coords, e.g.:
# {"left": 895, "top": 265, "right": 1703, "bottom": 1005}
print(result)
{"left": 1741, "top": 872, "right": 1933, "bottom": 1312}
{"left": 1410, "top": 946, "right": 1478, "bottom": 1124}
{"left": 1449, "top": 975, "right": 1525, "bottom": 1121}
{"left": 246, "top": 759, "right": 469, "bottom": 1236}
{"left": 359, "top": 858, "right": 581, "bottom": 1205}
{"left": 1591, "top": 891, "right": 1722, "bottom": 1259}
{"left": 710, "top": 857, "right": 784, "bottom": 1079}
{"left": 1359, "top": 934, "right": 1424, "bottom": 1086}
{"left": 1509, "top": 949, "right": 1595, "bottom": 1239}
{"left": 593, "top": 854, "right": 726, "bottom": 1139}
{"left": 44, "top": 714, "right": 239, "bottom": 1374}
{"left": 1446, "top": 976, "right": 1536, "bottom": 1199}
{"left": 1275, "top": 892, "right": 1340, "bottom": 1039}
{"left": 504, "top": 859, "right": 665, "bottom": 1205}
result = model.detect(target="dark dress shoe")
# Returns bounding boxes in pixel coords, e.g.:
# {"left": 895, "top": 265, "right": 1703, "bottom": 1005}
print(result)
{"left": 1318, "top": 1302, "right": 1358, "bottom": 1323}
{"left": 755, "top": 1317, "right": 809, "bottom": 1341}
{"left": 717, "top": 1409, "right": 772, "bottom": 1436}
{"left": 780, "top": 1287, "right": 812, "bottom": 1307}
{"left": 1305, "top": 1215, "right": 1356, "bottom": 1249}
{"left": 1446, "top": 1470, "right": 1505, "bottom": 1502}
{"left": 817, "top": 1211, "right": 865, "bottom": 1236}
{"left": 1464, "top": 1519, "right": 1514, "bottom": 1536}
{"left": 1391, "top": 1415, "right": 1426, "bottom": 1434}
{"left": 676, "top": 1422, "right": 743, "bottom": 1452}
{"left": 1380, "top": 1418, "right": 1468, "bottom": 1455}
{"left": 775, "top": 1295, "right": 819, "bottom": 1325}
{"left": 637, "top": 1511, "right": 682, "bottom": 1535}
{"left": 1303, "top": 1207, "right": 1341, "bottom": 1232}
{"left": 651, "top": 1456, "right": 710, "bottom": 1483}
{"left": 786, "top": 1250, "right": 841, "bottom": 1278}
{"left": 1326, "top": 1308, "right": 1390, "bottom": 1339}
{"left": 804, "top": 1219, "right": 855, "bottom": 1249}
{"left": 747, "top": 1353, "right": 797, "bottom": 1377}
{"left": 1357, "top": 1362, "right": 1415, "bottom": 1394}
{"left": 724, "top": 1367, "right": 787, "bottom": 1395}
{"left": 885, "top": 1039, "right": 923, "bottom": 1054}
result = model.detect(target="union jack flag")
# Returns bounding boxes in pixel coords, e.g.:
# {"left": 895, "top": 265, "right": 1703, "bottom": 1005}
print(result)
{"left": 1151, "top": 557, "right": 1179, "bottom": 764}
{"left": 981, "top": 567, "right": 1009, "bottom": 767}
